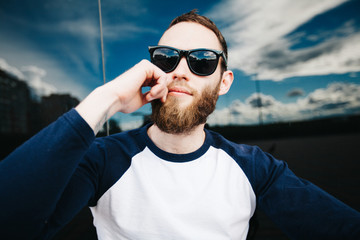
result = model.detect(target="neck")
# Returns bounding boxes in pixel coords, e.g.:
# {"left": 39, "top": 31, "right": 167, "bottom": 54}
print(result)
{"left": 147, "top": 124, "right": 206, "bottom": 154}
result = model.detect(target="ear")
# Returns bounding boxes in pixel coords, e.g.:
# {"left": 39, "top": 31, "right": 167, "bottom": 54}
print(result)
{"left": 218, "top": 70, "right": 234, "bottom": 96}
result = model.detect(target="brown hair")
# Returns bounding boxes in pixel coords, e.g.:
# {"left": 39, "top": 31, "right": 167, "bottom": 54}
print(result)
{"left": 168, "top": 9, "right": 228, "bottom": 71}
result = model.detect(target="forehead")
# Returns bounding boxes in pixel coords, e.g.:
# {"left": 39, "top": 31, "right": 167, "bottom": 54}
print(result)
{"left": 158, "top": 22, "right": 222, "bottom": 51}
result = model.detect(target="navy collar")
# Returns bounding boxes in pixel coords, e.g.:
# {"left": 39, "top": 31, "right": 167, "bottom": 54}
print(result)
{"left": 140, "top": 123, "right": 212, "bottom": 163}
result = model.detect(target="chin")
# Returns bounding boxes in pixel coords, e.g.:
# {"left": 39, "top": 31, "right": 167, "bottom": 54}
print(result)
{"left": 166, "top": 95, "right": 192, "bottom": 108}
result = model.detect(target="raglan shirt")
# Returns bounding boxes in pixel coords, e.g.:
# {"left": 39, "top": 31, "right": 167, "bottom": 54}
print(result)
{"left": 1, "top": 109, "right": 359, "bottom": 240}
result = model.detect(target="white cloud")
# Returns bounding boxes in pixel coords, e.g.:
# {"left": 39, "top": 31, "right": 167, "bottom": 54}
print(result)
{"left": 300, "top": 82, "right": 360, "bottom": 113}
{"left": 287, "top": 88, "right": 305, "bottom": 97}
{"left": 207, "top": 0, "right": 360, "bottom": 81}
{"left": 21, "top": 65, "right": 57, "bottom": 99}
{"left": 246, "top": 93, "right": 279, "bottom": 108}
{"left": 208, "top": 82, "right": 360, "bottom": 126}
{"left": 0, "top": 32, "right": 96, "bottom": 100}
{"left": 0, "top": 56, "right": 91, "bottom": 102}
{"left": 254, "top": 29, "right": 360, "bottom": 81}
{"left": 0, "top": 58, "right": 57, "bottom": 99}
{"left": 0, "top": 58, "right": 24, "bottom": 80}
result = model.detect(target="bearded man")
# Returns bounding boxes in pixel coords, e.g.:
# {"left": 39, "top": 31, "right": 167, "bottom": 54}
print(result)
{"left": 1, "top": 10, "right": 359, "bottom": 240}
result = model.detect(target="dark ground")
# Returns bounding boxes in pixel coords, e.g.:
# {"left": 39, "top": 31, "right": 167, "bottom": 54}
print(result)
{"left": 242, "top": 132, "right": 360, "bottom": 239}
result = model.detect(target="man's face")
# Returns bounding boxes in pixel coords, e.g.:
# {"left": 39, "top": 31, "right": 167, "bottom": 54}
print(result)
{"left": 151, "top": 81, "right": 220, "bottom": 134}
{"left": 151, "top": 22, "right": 225, "bottom": 134}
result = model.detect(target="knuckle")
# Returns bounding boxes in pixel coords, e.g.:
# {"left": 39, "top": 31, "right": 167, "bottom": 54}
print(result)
{"left": 140, "top": 59, "right": 150, "bottom": 66}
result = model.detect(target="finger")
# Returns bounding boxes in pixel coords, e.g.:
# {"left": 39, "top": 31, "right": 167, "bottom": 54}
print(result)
{"left": 161, "top": 94, "right": 167, "bottom": 103}
{"left": 144, "top": 91, "right": 153, "bottom": 102}
{"left": 147, "top": 62, "right": 167, "bottom": 82}
{"left": 153, "top": 75, "right": 169, "bottom": 95}
{"left": 146, "top": 84, "right": 168, "bottom": 102}
{"left": 140, "top": 60, "right": 166, "bottom": 85}
{"left": 136, "top": 60, "right": 170, "bottom": 103}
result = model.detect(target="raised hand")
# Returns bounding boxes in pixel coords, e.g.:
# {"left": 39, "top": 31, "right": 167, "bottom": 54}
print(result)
{"left": 76, "top": 60, "right": 170, "bottom": 133}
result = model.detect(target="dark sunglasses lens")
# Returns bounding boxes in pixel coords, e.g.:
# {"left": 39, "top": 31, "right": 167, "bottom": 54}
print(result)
{"left": 151, "top": 48, "right": 179, "bottom": 72}
{"left": 189, "top": 50, "right": 218, "bottom": 75}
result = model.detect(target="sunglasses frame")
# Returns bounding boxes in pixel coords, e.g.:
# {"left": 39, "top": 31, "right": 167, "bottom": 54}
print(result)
{"left": 148, "top": 45, "right": 227, "bottom": 76}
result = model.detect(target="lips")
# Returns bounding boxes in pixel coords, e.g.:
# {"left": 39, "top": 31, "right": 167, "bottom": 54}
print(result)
{"left": 168, "top": 86, "right": 193, "bottom": 96}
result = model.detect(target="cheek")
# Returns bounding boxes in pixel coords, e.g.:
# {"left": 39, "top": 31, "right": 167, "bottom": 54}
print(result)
{"left": 196, "top": 75, "right": 220, "bottom": 92}
{"left": 202, "top": 76, "right": 222, "bottom": 95}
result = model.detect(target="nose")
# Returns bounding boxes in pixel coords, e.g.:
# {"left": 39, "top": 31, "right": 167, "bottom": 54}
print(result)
{"left": 171, "top": 57, "right": 191, "bottom": 81}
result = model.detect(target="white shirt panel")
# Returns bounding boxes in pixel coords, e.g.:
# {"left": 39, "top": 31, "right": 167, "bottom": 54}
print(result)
{"left": 91, "top": 146, "right": 256, "bottom": 240}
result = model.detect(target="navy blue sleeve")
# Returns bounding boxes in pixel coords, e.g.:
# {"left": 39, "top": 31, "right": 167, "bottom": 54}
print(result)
{"left": 0, "top": 109, "right": 98, "bottom": 239}
{"left": 252, "top": 147, "right": 360, "bottom": 240}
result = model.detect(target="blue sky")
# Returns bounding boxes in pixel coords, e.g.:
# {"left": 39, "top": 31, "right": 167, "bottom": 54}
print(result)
{"left": 1, "top": 0, "right": 360, "bottom": 129}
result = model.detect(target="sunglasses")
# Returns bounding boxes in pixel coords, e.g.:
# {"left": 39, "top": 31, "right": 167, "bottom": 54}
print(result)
{"left": 148, "top": 46, "right": 227, "bottom": 76}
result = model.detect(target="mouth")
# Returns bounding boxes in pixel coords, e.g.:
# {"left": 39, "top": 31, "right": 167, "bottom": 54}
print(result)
{"left": 168, "top": 86, "right": 193, "bottom": 96}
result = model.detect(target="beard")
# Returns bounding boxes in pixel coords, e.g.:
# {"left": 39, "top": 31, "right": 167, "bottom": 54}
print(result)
{"left": 151, "top": 81, "right": 220, "bottom": 134}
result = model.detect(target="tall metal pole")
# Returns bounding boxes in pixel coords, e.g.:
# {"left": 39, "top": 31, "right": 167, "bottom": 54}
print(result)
{"left": 98, "top": 0, "right": 109, "bottom": 136}
{"left": 255, "top": 79, "right": 264, "bottom": 125}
